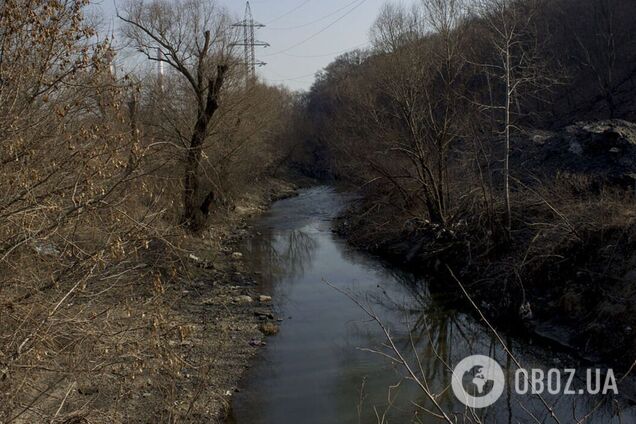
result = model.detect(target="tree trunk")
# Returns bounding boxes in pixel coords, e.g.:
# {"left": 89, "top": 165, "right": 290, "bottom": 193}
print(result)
{"left": 504, "top": 45, "right": 512, "bottom": 240}
{"left": 183, "top": 65, "right": 228, "bottom": 231}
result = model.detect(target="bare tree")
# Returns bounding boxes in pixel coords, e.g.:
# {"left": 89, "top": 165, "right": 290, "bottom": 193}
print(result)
{"left": 370, "top": 2, "right": 422, "bottom": 54}
{"left": 357, "top": 0, "right": 472, "bottom": 226}
{"left": 474, "top": 0, "right": 552, "bottom": 239}
{"left": 567, "top": 0, "right": 632, "bottom": 118}
{"left": 119, "top": 0, "right": 237, "bottom": 230}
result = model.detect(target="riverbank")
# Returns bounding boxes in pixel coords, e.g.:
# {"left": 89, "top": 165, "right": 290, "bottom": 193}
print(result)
{"left": 336, "top": 204, "right": 635, "bottom": 368}
{"left": 141, "top": 178, "right": 299, "bottom": 423}
{"left": 229, "top": 186, "right": 636, "bottom": 423}
{"left": 1, "top": 178, "right": 298, "bottom": 423}
{"left": 334, "top": 122, "right": 636, "bottom": 372}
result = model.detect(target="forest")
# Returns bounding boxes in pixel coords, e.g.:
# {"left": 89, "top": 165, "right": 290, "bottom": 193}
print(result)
{"left": 289, "top": 0, "right": 636, "bottom": 370}
{"left": 1, "top": 0, "right": 635, "bottom": 422}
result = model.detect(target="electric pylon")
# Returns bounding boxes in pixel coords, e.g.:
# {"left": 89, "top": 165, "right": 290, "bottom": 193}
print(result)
{"left": 231, "top": 2, "right": 269, "bottom": 87}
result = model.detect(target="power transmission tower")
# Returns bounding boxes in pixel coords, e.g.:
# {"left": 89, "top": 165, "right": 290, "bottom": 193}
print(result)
{"left": 231, "top": 1, "right": 269, "bottom": 87}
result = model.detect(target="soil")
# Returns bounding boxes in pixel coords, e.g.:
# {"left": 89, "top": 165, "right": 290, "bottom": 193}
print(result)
{"left": 143, "top": 178, "right": 300, "bottom": 423}
{"left": 4, "top": 179, "right": 299, "bottom": 424}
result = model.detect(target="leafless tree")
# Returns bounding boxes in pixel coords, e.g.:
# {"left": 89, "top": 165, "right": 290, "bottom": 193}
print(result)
{"left": 119, "top": 0, "right": 238, "bottom": 230}
{"left": 567, "top": 0, "right": 632, "bottom": 118}
{"left": 473, "top": 0, "right": 553, "bottom": 238}
{"left": 357, "top": 0, "right": 472, "bottom": 225}
{"left": 370, "top": 2, "right": 422, "bottom": 54}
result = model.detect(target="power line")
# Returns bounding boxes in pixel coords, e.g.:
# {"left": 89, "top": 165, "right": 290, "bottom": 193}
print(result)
{"left": 279, "top": 41, "right": 371, "bottom": 58}
{"left": 262, "top": 0, "right": 370, "bottom": 58}
{"left": 266, "top": 0, "right": 312, "bottom": 25}
{"left": 267, "top": 0, "right": 364, "bottom": 31}
{"left": 267, "top": 70, "right": 319, "bottom": 82}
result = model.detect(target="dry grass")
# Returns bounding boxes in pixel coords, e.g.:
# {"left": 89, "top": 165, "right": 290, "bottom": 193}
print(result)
{"left": 0, "top": 186, "right": 286, "bottom": 423}
{"left": 0, "top": 1, "right": 293, "bottom": 420}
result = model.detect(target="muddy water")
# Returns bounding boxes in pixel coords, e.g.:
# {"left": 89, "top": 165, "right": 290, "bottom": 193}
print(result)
{"left": 230, "top": 186, "right": 635, "bottom": 424}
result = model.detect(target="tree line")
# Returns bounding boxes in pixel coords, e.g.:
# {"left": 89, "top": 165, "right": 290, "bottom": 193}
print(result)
{"left": 286, "top": 0, "right": 636, "bottom": 371}
{"left": 291, "top": 0, "right": 636, "bottom": 239}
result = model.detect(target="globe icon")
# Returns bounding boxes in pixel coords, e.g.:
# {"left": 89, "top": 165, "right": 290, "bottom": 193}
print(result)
{"left": 467, "top": 365, "right": 495, "bottom": 395}
{"left": 452, "top": 355, "right": 506, "bottom": 408}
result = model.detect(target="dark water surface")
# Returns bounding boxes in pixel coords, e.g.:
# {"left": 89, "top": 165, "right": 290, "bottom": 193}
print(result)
{"left": 230, "top": 186, "right": 635, "bottom": 424}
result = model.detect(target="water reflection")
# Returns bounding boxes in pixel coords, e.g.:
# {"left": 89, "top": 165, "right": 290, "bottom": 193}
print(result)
{"left": 360, "top": 269, "right": 634, "bottom": 423}
{"left": 232, "top": 187, "right": 635, "bottom": 424}
{"left": 243, "top": 228, "right": 319, "bottom": 283}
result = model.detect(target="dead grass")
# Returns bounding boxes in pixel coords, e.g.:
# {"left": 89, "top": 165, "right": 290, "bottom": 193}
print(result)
{"left": 0, "top": 180, "right": 294, "bottom": 423}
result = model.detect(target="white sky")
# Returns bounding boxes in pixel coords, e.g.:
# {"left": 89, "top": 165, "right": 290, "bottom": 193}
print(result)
{"left": 90, "top": 0, "right": 400, "bottom": 91}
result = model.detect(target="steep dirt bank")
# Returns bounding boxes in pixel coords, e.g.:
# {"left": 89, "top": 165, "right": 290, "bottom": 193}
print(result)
{"left": 334, "top": 122, "right": 636, "bottom": 371}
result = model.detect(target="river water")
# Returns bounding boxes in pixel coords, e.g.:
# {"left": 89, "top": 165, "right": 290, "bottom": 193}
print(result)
{"left": 230, "top": 186, "right": 635, "bottom": 424}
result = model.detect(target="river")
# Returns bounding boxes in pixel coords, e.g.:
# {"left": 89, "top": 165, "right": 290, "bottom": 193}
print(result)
{"left": 229, "top": 186, "right": 635, "bottom": 424}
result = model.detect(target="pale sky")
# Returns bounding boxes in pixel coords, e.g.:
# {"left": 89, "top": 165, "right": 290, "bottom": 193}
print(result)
{"left": 90, "top": 0, "right": 399, "bottom": 91}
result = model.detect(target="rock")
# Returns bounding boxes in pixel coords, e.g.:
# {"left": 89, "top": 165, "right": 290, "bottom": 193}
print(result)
{"left": 78, "top": 385, "right": 99, "bottom": 396}
{"left": 532, "top": 132, "right": 551, "bottom": 144}
{"left": 258, "top": 295, "right": 272, "bottom": 303}
{"left": 519, "top": 302, "right": 534, "bottom": 320}
{"left": 569, "top": 140, "right": 583, "bottom": 155}
{"left": 249, "top": 338, "right": 266, "bottom": 347}
{"left": 520, "top": 119, "right": 636, "bottom": 188}
{"left": 254, "top": 308, "right": 274, "bottom": 320}
{"left": 233, "top": 295, "right": 253, "bottom": 304}
{"left": 260, "top": 322, "right": 279, "bottom": 336}
{"left": 187, "top": 253, "right": 214, "bottom": 269}
{"left": 231, "top": 252, "right": 243, "bottom": 260}
{"left": 33, "top": 242, "right": 60, "bottom": 257}
{"left": 623, "top": 269, "right": 636, "bottom": 283}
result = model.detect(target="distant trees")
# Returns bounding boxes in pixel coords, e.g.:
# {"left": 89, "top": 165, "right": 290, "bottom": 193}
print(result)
{"left": 296, "top": 0, "right": 635, "bottom": 239}
{"left": 566, "top": 0, "right": 631, "bottom": 119}
{"left": 306, "top": 0, "right": 474, "bottom": 226}
{"left": 370, "top": 2, "right": 421, "bottom": 54}
{"left": 530, "top": 0, "right": 636, "bottom": 122}
{"left": 295, "top": 1, "right": 475, "bottom": 226}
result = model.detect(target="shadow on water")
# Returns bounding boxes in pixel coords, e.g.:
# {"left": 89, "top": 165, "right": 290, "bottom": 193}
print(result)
{"left": 230, "top": 186, "right": 635, "bottom": 424}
